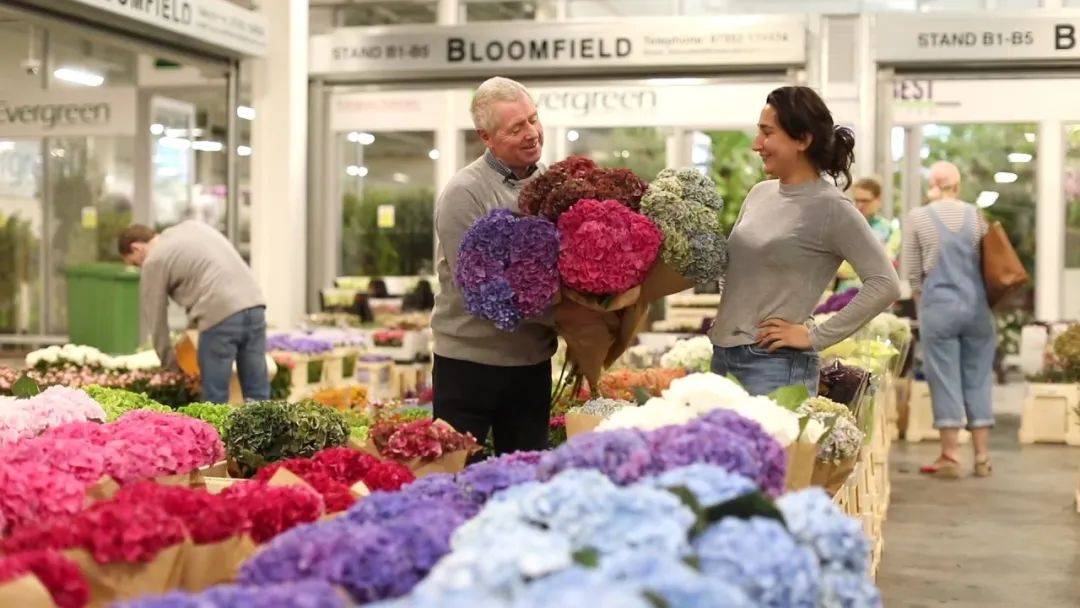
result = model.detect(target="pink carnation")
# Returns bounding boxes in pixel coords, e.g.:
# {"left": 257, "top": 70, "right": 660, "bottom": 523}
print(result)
{"left": 557, "top": 199, "right": 662, "bottom": 295}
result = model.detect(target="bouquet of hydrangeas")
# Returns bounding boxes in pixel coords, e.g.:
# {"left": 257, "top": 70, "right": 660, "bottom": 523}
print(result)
{"left": 223, "top": 401, "right": 350, "bottom": 477}
{"left": 0, "top": 385, "right": 105, "bottom": 447}
{"left": 799, "top": 396, "right": 864, "bottom": 495}
{"left": 454, "top": 209, "right": 560, "bottom": 331}
{"left": 83, "top": 385, "right": 174, "bottom": 422}
{"left": 253, "top": 447, "right": 415, "bottom": 512}
{"left": 638, "top": 168, "right": 728, "bottom": 296}
{"left": 0, "top": 549, "right": 89, "bottom": 608}
{"left": 659, "top": 335, "right": 714, "bottom": 373}
{"left": 518, "top": 156, "right": 648, "bottom": 221}
{"left": 557, "top": 199, "right": 662, "bottom": 297}
{"left": 368, "top": 419, "right": 479, "bottom": 475}
{"left": 597, "top": 368, "right": 686, "bottom": 401}
{"left": 25, "top": 344, "right": 162, "bottom": 372}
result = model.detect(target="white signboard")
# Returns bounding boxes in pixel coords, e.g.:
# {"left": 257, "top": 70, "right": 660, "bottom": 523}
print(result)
{"left": 892, "top": 78, "right": 1080, "bottom": 124}
{"left": 311, "top": 16, "right": 806, "bottom": 77}
{"left": 54, "top": 0, "right": 267, "bottom": 57}
{"left": 0, "top": 88, "right": 137, "bottom": 137}
{"left": 330, "top": 82, "right": 783, "bottom": 132}
{"left": 876, "top": 13, "right": 1080, "bottom": 63}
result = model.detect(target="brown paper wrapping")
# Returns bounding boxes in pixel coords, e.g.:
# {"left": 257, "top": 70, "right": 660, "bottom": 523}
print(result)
{"left": 65, "top": 542, "right": 188, "bottom": 606}
{"left": 201, "top": 476, "right": 239, "bottom": 495}
{"left": 178, "top": 535, "right": 257, "bottom": 592}
{"left": 266, "top": 467, "right": 314, "bottom": 490}
{"left": 554, "top": 298, "right": 623, "bottom": 392}
{"left": 410, "top": 449, "right": 469, "bottom": 477}
{"left": 0, "top": 575, "right": 56, "bottom": 608}
{"left": 85, "top": 476, "right": 121, "bottom": 504}
{"left": 810, "top": 457, "right": 859, "bottom": 498}
{"left": 636, "top": 260, "right": 697, "bottom": 305}
{"left": 565, "top": 412, "right": 604, "bottom": 438}
{"left": 349, "top": 480, "right": 371, "bottom": 498}
{"left": 784, "top": 442, "right": 819, "bottom": 492}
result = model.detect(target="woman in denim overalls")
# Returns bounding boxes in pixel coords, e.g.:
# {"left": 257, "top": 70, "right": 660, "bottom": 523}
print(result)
{"left": 908, "top": 163, "right": 995, "bottom": 478}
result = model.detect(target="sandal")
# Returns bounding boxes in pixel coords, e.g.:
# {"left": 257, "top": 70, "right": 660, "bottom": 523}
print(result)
{"left": 974, "top": 459, "right": 992, "bottom": 478}
{"left": 919, "top": 455, "right": 961, "bottom": 479}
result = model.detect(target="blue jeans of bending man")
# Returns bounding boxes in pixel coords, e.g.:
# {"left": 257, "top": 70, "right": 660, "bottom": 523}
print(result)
{"left": 197, "top": 306, "right": 270, "bottom": 403}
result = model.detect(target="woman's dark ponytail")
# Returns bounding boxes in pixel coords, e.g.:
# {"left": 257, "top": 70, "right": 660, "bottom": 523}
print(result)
{"left": 828, "top": 126, "right": 856, "bottom": 190}
{"left": 765, "top": 86, "right": 855, "bottom": 189}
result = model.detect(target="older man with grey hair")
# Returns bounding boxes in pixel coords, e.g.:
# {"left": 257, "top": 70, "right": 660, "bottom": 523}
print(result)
{"left": 430, "top": 76, "right": 556, "bottom": 456}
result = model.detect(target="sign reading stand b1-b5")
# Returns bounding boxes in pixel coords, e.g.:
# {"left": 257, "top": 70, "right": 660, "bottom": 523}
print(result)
{"left": 876, "top": 13, "right": 1080, "bottom": 64}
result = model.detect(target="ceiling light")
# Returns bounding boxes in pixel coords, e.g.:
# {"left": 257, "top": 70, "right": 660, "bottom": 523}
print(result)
{"left": 428, "top": 148, "right": 440, "bottom": 160}
{"left": 566, "top": 130, "right": 580, "bottom": 142}
{"left": 994, "top": 172, "right": 1018, "bottom": 184}
{"left": 919, "top": 145, "right": 930, "bottom": 159}
{"left": 53, "top": 67, "right": 104, "bottom": 87}
{"left": 1007, "top": 152, "right": 1032, "bottom": 163}
{"left": 0, "top": 141, "right": 14, "bottom": 152}
{"left": 345, "top": 165, "right": 368, "bottom": 177}
{"left": 158, "top": 136, "right": 191, "bottom": 150}
{"left": 347, "top": 131, "right": 375, "bottom": 145}
{"left": 236, "top": 106, "right": 255, "bottom": 120}
{"left": 237, "top": 145, "right": 252, "bottom": 157}
{"left": 150, "top": 124, "right": 165, "bottom": 135}
{"left": 976, "top": 191, "right": 999, "bottom": 208}
{"left": 192, "top": 140, "right": 223, "bottom": 152}
{"left": 392, "top": 172, "right": 409, "bottom": 183}
{"left": 1024, "top": 132, "right": 1036, "bottom": 143}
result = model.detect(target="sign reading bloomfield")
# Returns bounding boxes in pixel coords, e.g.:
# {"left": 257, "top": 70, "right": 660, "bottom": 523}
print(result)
{"left": 310, "top": 16, "right": 807, "bottom": 76}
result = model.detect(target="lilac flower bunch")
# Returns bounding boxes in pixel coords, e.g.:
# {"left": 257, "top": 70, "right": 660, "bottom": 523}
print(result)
{"left": 814, "top": 287, "right": 859, "bottom": 315}
{"left": 454, "top": 451, "right": 544, "bottom": 503}
{"left": 647, "top": 408, "right": 789, "bottom": 497}
{"left": 693, "top": 516, "right": 822, "bottom": 607}
{"left": 114, "top": 581, "right": 346, "bottom": 608}
{"left": 455, "top": 209, "right": 560, "bottom": 331}
{"left": 636, "top": 463, "right": 758, "bottom": 507}
{"left": 266, "top": 333, "right": 335, "bottom": 354}
{"left": 240, "top": 505, "right": 471, "bottom": 603}
{"left": 777, "top": 488, "right": 872, "bottom": 574}
{"left": 536, "top": 428, "right": 658, "bottom": 485}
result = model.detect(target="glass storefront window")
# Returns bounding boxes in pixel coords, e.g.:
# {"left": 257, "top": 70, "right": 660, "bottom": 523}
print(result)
{"left": 692, "top": 130, "right": 767, "bottom": 235}
{"left": 464, "top": 1, "right": 541, "bottom": 21}
{"left": 920, "top": 122, "right": 1038, "bottom": 312}
{"left": 463, "top": 131, "right": 487, "bottom": 168}
{"left": 566, "top": 127, "right": 666, "bottom": 180}
{"left": 1066, "top": 125, "right": 1080, "bottom": 269}
{"left": 340, "top": 131, "right": 436, "bottom": 277}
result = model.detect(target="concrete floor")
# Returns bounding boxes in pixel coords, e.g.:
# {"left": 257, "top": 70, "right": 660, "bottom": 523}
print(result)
{"left": 878, "top": 412, "right": 1080, "bottom": 607}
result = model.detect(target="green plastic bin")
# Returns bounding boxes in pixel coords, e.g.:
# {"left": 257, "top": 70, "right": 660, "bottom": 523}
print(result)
{"left": 64, "top": 262, "right": 141, "bottom": 354}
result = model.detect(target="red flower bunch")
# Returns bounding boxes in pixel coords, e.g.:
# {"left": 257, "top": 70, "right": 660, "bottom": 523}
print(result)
{"left": 0, "top": 550, "right": 89, "bottom": 608}
{"left": 0, "top": 459, "right": 87, "bottom": 535}
{"left": 253, "top": 447, "right": 415, "bottom": 511}
{"left": 370, "top": 419, "right": 478, "bottom": 462}
{"left": 220, "top": 482, "right": 325, "bottom": 543}
{"left": 373, "top": 330, "right": 406, "bottom": 347}
{"left": 519, "top": 156, "right": 649, "bottom": 220}
{"left": 113, "top": 482, "right": 250, "bottom": 544}
{"left": 557, "top": 199, "right": 662, "bottom": 295}
{"left": 78, "top": 500, "right": 187, "bottom": 563}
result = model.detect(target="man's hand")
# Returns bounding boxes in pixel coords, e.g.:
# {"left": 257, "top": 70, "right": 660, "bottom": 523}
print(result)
{"left": 756, "top": 319, "right": 812, "bottom": 352}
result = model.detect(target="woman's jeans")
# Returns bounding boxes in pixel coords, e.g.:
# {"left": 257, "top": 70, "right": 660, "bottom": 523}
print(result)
{"left": 197, "top": 306, "right": 270, "bottom": 403}
{"left": 711, "top": 345, "right": 820, "bottom": 397}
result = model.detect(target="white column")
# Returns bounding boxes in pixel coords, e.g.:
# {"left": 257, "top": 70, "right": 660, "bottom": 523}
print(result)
{"left": 437, "top": 0, "right": 459, "bottom": 25}
{"left": 1036, "top": 119, "right": 1064, "bottom": 322}
{"left": 250, "top": 0, "right": 309, "bottom": 329}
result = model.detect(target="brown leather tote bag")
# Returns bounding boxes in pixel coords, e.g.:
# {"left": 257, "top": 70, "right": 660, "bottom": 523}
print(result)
{"left": 981, "top": 221, "right": 1029, "bottom": 309}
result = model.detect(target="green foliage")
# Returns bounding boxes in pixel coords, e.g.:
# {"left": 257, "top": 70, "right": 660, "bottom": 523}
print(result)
{"left": 767, "top": 384, "right": 810, "bottom": 412}
{"left": 85, "top": 385, "right": 172, "bottom": 421}
{"left": 341, "top": 187, "right": 435, "bottom": 276}
{"left": 587, "top": 127, "right": 667, "bottom": 179}
{"left": 0, "top": 212, "right": 39, "bottom": 333}
{"left": 703, "top": 130, "right": 769, "bottom": 236}
{"left": 223, "top": 400, "right": 349, "bottom": 477}
{"left": 177, "top": 402, "right": 233, "bottom": 438}
{"left": 11, "top": 374, "right": 40, "bottom": 398}
{"left": 1053, "top": 325, "right": 1080, "bottom": 381}
{"left": 270, "top": 363, "right": 292, "bottom": 400}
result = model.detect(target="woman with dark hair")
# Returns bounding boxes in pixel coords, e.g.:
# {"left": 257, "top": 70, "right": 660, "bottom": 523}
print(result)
{"left": 709, "top": 86, "right": 902, "bottom": 396}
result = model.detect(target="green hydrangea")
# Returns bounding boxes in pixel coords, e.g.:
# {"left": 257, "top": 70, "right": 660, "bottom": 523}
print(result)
{"left": 223, "top": 400, "right": 349, "bottom": 477}
{"left": 797, "top": 396, "right": 855, "bottom": 421}
{"left": 1053, "top": 324, "right": 1080, "bottom": 379}
{"left": 177, "top": 402, "right": 233, "bottom": 438}
{"left": 640, "top": 168, "right": 727, "bottom": 282}
{"left": 85, "top": 385, "right": 173, "bottom": 422}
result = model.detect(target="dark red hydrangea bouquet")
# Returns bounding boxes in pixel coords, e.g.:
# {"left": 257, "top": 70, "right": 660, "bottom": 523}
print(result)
{"left": 369, "top": 419, "right": 478, "bottom": 467}
{"left": 0, "top": 550, "right": 89, "bottom": 608}
{"left": 518, "top": 156, "right": 648, "bottom": 220}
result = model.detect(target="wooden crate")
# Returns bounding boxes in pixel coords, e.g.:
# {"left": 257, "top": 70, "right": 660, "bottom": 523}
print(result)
{"left": 1018, "top": 383, "right": 1080, "bottom": 445}
{"left": 905, "top": 381, "right": 971, "bottom": 443}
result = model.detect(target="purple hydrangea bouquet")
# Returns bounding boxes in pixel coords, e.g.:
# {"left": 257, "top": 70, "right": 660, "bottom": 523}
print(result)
{"left": 454, "top": 209, "right": 560, "bottom": 331}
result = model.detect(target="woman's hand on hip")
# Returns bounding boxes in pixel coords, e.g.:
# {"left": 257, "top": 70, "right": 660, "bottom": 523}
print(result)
{"left": 756, "top": 319, "right": 812, "bottom": 352}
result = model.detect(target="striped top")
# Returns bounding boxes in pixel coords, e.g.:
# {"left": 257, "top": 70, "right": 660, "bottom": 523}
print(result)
{"left": 902, "top": 199, "right": 988, "bottom": 294}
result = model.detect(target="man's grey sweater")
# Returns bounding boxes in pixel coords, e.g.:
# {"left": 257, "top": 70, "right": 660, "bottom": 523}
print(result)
{"left": 140, "top": 220, "right": 265, "bottom": 367}
{"left": 431, "top": 153, "right": 557, "bottom": 366}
